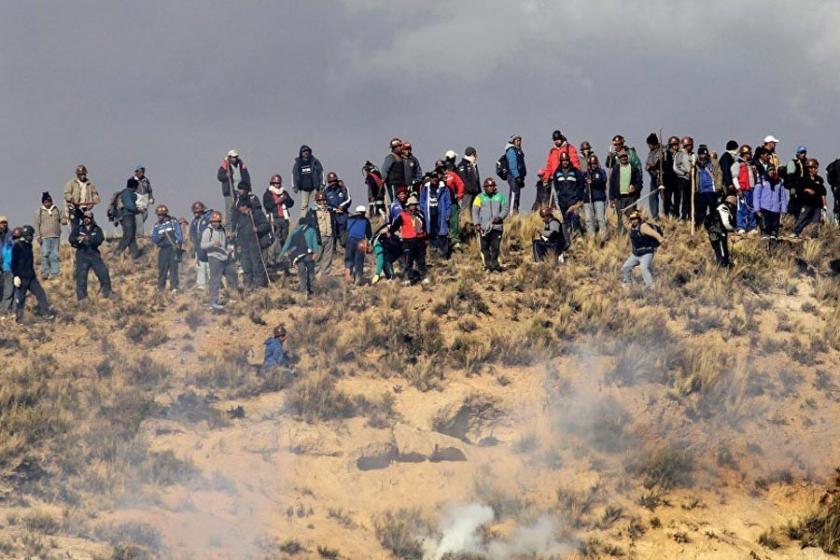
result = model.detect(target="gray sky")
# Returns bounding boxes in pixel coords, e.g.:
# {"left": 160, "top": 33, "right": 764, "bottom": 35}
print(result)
{"left": 2, "top": 0, "right": 838, "bottom": 226}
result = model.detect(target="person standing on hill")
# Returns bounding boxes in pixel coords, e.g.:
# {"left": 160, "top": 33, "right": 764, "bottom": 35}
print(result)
{"left": 232, "top": 197, "right": 270, "bottom": 288}
{"left": 69, "top": 210, "right": 111, "bottom": 301}
{"left": 531, "top": 169, "right": 551, "bottom": 211}
{"left": 389, "top": 195, "right": 428, "bottom": 285}
{"left": 605, "top": 135, "right": 643, "bottom": 177}
{"left": 621, "top": 209, "right": 666, "bottom": 287}
{"left": 292, "top": 145, "right": 324, "bottom": 214}
{"left": 0, "top": 218, "right": 16, "bottom": 316}
{"left": 552, "top": 152, "right": 585, "bottom": 244}
{"left": 544, "top": 130, "right": 580, "bottom": 189}
{"left": 579, "top": 141, "right": 594, "bottom": 173}
{"left": 344, "top": 206, "right": 372, "bottom": 285}
{"left": 662, "top": 136, "right": 681, "bottom": 218}
{"left": 644, "top": 133, "right": 665, "bottom": 220}
{"left": 129, "top": 165, "right": 154, "bottom": 236}
{"left": 583, "top": 154, "right": 608, "bottom": 238}
{"left": 324, "top": 172, "right": 351, "bottom": 246}
{"left": 694, "top": 145, "right": 722, "bottom": 227}
{"left": 363, "top": 161, "right": 387, "bottom": 219}
{"left": 609, "top": 151, "right": 642, "bottom": 234}
{"left": 704, "top": 194, "right": 736, "bottom": 267}
{"left": 382, "top": 138, "right": 406, "bottom": 203}
{"left": 718, "top": 140, "right": 739, "bottom": 193}
{"left": 263, "top": 174, "right": 294, "bottom": 266}
{"left": 457, "top": 147, "right": 480, "bottom": 229}
{"left": 732, "top": 145, "right": 758, "bottom": 234}
{"left": 201, "top": 210, "right": 237, "bottom": 310}
{"left": 151, "top": 205, "right": 184, "bottom": 292}
{"left": 34, "top": 192, "right": 64, "bottom": 280}
{"left": 792, "top": 158, "right": 828, "bottom": 239}
{"left": 278, "top": 213, "right": 320, "bottom": 298}
{"left": 402, "top": 142, "right": 423, "bottom": 185}
{"left": 115, "top": 180, "right": 142, "bottom": 259}
{"left": 785, "top": 146, "right": 809, "bottom": 218}
{"left": 442, "top": 153, "right": 465, "bottom": 248}
{"left": 504, "top": 136, "right": 527, "bottom": 214}
{"left": 189, "top": 201, "right": 213, "bottom": 290}
{"left": 472, "top": 178, "right": 509, "bottom": 273}
{"left": 311, "top": 191, "right": 337, "bottom": 277}
{"left": 64, "top": 164, "right": 101, "bottom": 229}
{"left": 419, "top": 170, "right": 452, "bottom": 259}
{"left": 217, "top": 150, "right": 250, "bottom": 233}
{"left": 673, "top": 137, "right": 695, "bottom": 221}
{"left": 753, "top": 165, "right": 788, "bottom": 242}
{"left": 12, "top": 225, "right": 54, "bottom": 323}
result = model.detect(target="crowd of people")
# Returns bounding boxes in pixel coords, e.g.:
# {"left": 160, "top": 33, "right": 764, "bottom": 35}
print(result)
{"left": 0, "top": 132, "right": 837, "bottom": 323}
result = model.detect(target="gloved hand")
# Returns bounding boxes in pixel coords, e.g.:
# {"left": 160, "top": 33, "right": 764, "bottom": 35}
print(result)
{"left": 13, "top": 276, "right": 21, "bottom": 288}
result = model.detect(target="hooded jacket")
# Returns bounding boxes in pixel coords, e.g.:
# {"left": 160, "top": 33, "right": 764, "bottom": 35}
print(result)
{"left": 34, "top": 204, "right": 63, "bottom": 239}
{"left": 118, "top": 187, "right": 139, "bottom": 218}
{"left": 419, "top": 181, "right": 452, "bottom": 236}
{"left": 292, "top": 145, "right": 324, "bottom": 192}
{"left": 584, "top": 166, "right": 608, "bottom": 203}
{"left": 11, "top": 240, "right": 35, "bottom": 280}
{"left": 471, "top": 191, "right": 510, "bottom": 233}
{"left": 457, "top": 157, "right": 482, "bottom": 195}
{"left": 673, "top": 150, "right": 695, "bottom": 180}
{"left": 505, "top": 144, "right": 527, "bottom": 180}
{"left": 0, "top": 229, "right": 13, "bottom": 273}
{"left": 753, "top": 177, "right": 789, "bottom": 214}
{"left": 217, "top": 159, "right": 251, "bottom": 197}
{"left": 403, "top": 154, "right": 423, "bottom": 184}
{"left": 696, "top": 157, "right": 722, "bottom": 193}
{"left": 190, "top": 209, "right": 213, "bottom": 261}
{"left": 200, "top": 226, "right": 232, "bottom": 262}
{"left": 232, "top": 205, "right": 271, "bottom": 248}
{"left": 719, "top": 150, "right": 737, "bottom": 188}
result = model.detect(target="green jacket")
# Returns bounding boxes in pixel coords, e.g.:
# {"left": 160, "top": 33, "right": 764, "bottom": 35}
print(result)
{"left": 471, "top": 192, "right": 509, "bottom": 233}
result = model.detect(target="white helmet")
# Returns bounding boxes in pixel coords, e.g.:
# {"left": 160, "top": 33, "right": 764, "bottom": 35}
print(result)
{"left": 444, "top": 150, "right": 457, "bottom": 160}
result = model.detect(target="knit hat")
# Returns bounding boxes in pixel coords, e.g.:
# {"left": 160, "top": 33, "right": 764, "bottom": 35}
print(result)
{"left": 509, "top": 134, "right": 521, "bottom": 143}
{"left": 552, "top": 130, "right": 563, "bottom": 141}
{"left": 41, "top": 191, "right": 52, "bottom": 203}
{"left": 465, "top": 146, "right": 477, "bottom": 157}
{"left": 697, "top": 145, "right": 709, "bottom": 156}
{"left": 646, "top": 133, "right": 659, "bottom": 146}
{"left": 726, "top": 140, "right": 738, "bottom": 151}
{"left": 237, "top": 181, "right": 251, "bottom": 192}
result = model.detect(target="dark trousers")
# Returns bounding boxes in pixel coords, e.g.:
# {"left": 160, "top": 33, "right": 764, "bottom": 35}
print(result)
{"left": 403, "top": 238, "right": 427, "bottom": 283}
{"left": 75, "top": 252, "right": 112, "bottom": 300}
{"left": 533, "top": 239, "right": 563, "bottom": 262}
{"left": 297, "top": 254, "right": 315, "bottom": 294}
{"left": 239, "top": 242, "right": 267, "bottom": 288}
{"left": 787, "top": 189, "right": 802, "bottom": 218}
{"left": 430, "top": 234, "right": 450, "bottom": 259}
{"left": 344, "top": 236, "right": 366, "bottom": 279}
{"left": 709, "top": 234, "right": 730, "bottom": 267}
{"left": 14, "top": 277, "right": 50, "bottom": 322}
{"left": 677, "top": 177, "right": 692, "bottom": 220}
{"left": 694, "top": 192, "right": 716, "bottom": 226}
{"left": 558, "top": 203, "right": 581, "bottom": 244}
{"left": 793, "top": 205, "right": 822, "bottom": 235}
{"left": 208, "top": 257, "right": 237, "bottom": 304}
{"left": 480, "top": 229, "right": 502, "bottom": 271}
{"left": 615, "top": 196, "right": 635, "bottom": 234}
{"left": 648, "top": 177, "right": 660, "bottom": 219}
{"left": 117, "top": 214, "right": 141, "bottom": 258}
{"left": 157, "top": 244, "right": 179, "bottom": 290}
{"left": 760, "top": 211, "right": 781, "bottom": 238}
{"left": 663, "top": 178, "right": 679, "bottom": 218}
{"left": 532, "top": 183, "right": 553, "bottom": 211}
{"left": 507, "top": 176, "right": 522, "bottom": 212}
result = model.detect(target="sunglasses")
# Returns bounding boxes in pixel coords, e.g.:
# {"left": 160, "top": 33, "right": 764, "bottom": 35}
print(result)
{"left": 807, "top": 165, "right": 818, "bottom": 169}
{"left": 270, "top": 181, "right": 281, "bottom": 185}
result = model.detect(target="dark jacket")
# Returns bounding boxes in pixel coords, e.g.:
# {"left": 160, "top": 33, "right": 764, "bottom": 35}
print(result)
{"left": 292, "top": 145, "right": 324, "bottom": 192}
{"left": 217, "top": 159, "right": 250, "bottom": 197}
{"left": 403, "top": 155, "right": 422, "bottom": 183}
{"left": 584, "top": 166, "right": 608, "bottom": 203}
{"left": 70, "top": 222, "right": 105, "bottom": 255}
{"left": 609, "top": 164, "right": 643, "bottom": 200}
{"left": 552, "top": 167, "right": 585, "bottom": 208}
{"left": 797, "top": 175, "right": 827, "bottom": 208}
{"left": 382, "top": 153, "right": 405, "bottom": 188}
{"left": 190, "top": 209, "right": 213, "bottom": 261}
{"left": 11, "top": 241, "right": 35, "bottom": 280}
{"left": 263, "top": 188, "right": 295, "bottom": 222}
{"left": 232, "top": 206, "right": 271, "bottom": 248}
{"left": 119, "top": 187, "right": 138, "bottom": 217}
{"left": 457, "top": 158, "right": 481, "bottom": 195}
{"left": 719, "top": 151, "right": 736, "bottom": 189}
{"left": 366, "top": 169, "right": 386, "bottom": 202}
{"left": 152, "top": 217, "right": 184, "bottom": 248}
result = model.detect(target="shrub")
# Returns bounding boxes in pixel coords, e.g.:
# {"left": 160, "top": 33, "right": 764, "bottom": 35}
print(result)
{"left": 285, "top": 372, "right": 357, "bottom": 423}
{"left": 374, "top": 508, "right": 426, "bottom": 559}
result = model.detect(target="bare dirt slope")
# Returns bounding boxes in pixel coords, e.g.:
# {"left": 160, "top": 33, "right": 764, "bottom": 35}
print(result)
{"left": 0, "top": 216, "right": 838, "bottom": 559}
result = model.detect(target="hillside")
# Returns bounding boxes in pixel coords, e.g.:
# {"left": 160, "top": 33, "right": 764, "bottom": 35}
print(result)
{"left": 1, "top": 214, "right": 839, "bottom": 560}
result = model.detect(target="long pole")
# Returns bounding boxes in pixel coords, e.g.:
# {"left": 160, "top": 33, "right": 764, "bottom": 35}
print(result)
{"left": 622, "top": 186, "right": 666, "bottom": 213}
{"left": 249, "top": 211, "right": 273, "bottom": 286}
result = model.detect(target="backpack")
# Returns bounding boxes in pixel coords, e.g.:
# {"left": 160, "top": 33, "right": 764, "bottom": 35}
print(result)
{"left": 107, "top": 191, "right": 125, "bottom": 225}
{"left": 496, "top": 153, "right": 510, "bottom": 180}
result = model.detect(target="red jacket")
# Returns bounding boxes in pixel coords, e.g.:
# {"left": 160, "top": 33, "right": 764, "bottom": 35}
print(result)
{"left": 444, "top": 170, "right": 465, "bottom": 201}
{"left": 544, "top": 143, "right": 581, "bottom": 180}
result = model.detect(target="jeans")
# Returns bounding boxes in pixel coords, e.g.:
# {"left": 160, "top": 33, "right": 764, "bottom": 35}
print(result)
{"left": 238, "top": 240, "right": 267, "bottom": 288}
{"left": 615, "top": 196, "right": 635, "bottom": 234}
{"left": 695, "top": 191, "right": 716, "bottom": 227}
{"left": 316, "top": 235, "right": 335, "bottom": 276}
{"left": 196, "top": 259, "right": 209, "bottom": 288}
{"left": 647, "top": 178, "right": 660, "bottom": 219}
{"left": 622, "top": 252, "right": 655, "bottom": 286}
{"left": 297, "top": 254, "right": 315, "bottom": 294}
{"left": 208, "top": 257, "right": 237, "bottom": 305}
{"left": 344, "top": 236, "right": 366, "bottom": 280}
{"left": 793, "top": 205, "right": 822, "bottom": 236}
{"left": 583, "top": 201, "right": 607, "bottom": 237}
{"left": 0, "top": 271, "right": 13, "bottom": 313}
{"left": 508, "top": 176, "right": 522, "bottom": 212}
{"left": 75, "top": 252, "right": 112, "bottom": 300}
{"left": 479, "top": 229, "right": 502, "bottom": 271}
{"left": 117, "top": 215, "right": 141, "bottom": 258}
{"left": 736, "top": 190, "right": 757, "bottom": 231}
{"left": 760, "top": 211, "right": 781, "bottom": 238}
{"left": 14, "top": 277, "right": 50, "bottom": 322}
{"left": 40, "top": 237, "right": 60, "bottom": 278}
{"left": 157, "top": 244, "right": 179, "bottom": 290}
{"left": 677, "top": 177, "right": 692, "bottom": 220}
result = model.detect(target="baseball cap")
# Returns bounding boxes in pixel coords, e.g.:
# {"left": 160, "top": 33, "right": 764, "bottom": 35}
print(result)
{"left": 763, "top": 135, "right": 780, "bottom": 144}
{"left": 796, "top": 145, "right": 807, "bottom": 153}
{"left": 227, "top": 149, "right": 240, "bottom": 158}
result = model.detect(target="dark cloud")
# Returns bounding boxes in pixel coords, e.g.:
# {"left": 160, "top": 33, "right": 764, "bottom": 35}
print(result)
{"left": 2, "top": 0, "right": 837, "bottom": 225}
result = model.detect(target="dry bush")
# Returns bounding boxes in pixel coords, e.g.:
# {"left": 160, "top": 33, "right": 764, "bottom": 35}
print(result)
{"left": 629, "top": 447, "right": 694, "bottom": 493}
{"left": 374, "top": 508, "right": 428, "bottom": 559}
{"left": 285, "top": 372, "right": 357, "bottom": 423}
{"left": 789, "top": 493, "right": 840, "bottom": 554}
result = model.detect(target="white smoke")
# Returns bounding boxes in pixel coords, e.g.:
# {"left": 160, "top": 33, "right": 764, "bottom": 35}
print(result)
{"left": 423, "top": 503, "right": 574, "bottom": 560}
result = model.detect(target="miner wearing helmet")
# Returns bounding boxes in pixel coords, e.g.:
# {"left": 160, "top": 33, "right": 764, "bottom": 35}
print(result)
{"left": 263, "top": 174, "right": 294, "bottom": 267}
{"left": 200, "top": 210, "right": 237, "bottom": 310}
{"left": 533, "top": 206, "right": 565, "bottom": 264}
{"left": 11, "top": 224, "right": 54, "bottom": 323}
{"left": 552, "top": 151, "right": 586, "bottom": 246}
{"left": 151, "top": 204, "right": 184, "bottom": 292}
{"left": 69, "top": 210, "right": 112, "bottom": 301}
{"left": 471, "top": 177, "right": 509, "bottom": 273}
{"left": 189, "top": 201, "right": 214, "bottom": 290}
{"left": 63, "top": 164, "right": 101, "bottom": 228}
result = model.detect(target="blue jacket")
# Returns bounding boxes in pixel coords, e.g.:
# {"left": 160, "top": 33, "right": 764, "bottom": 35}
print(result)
{"left": 584, "top": 166, "right": 608, "bottom": 203}
{"left": 389, "top": 200, "right": 405, "bottom": 224}
{"left": 262, "top": 337, "right": 290, "bottom": 371}
{"left": 697, "top": 161, "right": 716, "bottom": 193}
{"left": 419, "top": 182, "right": 452, "bottom": 236}
{"left": 552, "top": 167, "right": 585, "bottom": 209}
{"left": 754, "top": 177, "right": 789, "bottom": 214}
{"left": 119, "top": 188, "right": 138, "bottom": 217}
{"left": 190, "top": 210, "right": 213, "bottom": 261}
{"left": 0, "top": 230, "right": 13, "bottom": 273}
{"left": 505, "top": 144, "right": 527, "bottom": 179}
{"left": 152, "top": 217, "right": 184, "bottom": 247}
{"left": 325, "top": 184, "right": 351, "bottom": 226}
{"left": 346, "top": 215, "right": 372, "bottom": 240}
